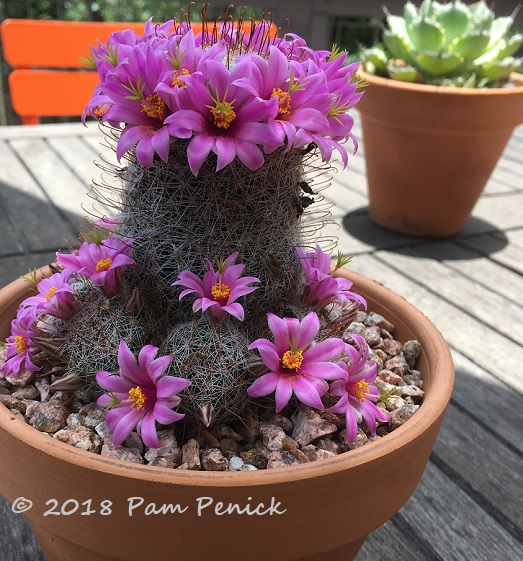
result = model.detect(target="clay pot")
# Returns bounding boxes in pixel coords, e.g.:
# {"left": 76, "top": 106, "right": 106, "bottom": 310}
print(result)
{"left": 357, "top": 70, "right": 523, "bottom": 237}
{"left": 0, "top": 267, "right": 454, "bottom": 561}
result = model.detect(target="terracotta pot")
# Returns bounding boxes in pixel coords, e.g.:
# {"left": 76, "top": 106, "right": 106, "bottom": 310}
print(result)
{"left": 357, "top": 70, "right": 523, "bottom": 237}
{"left": 0, "top": 267, "right": 454, "bottom": 561}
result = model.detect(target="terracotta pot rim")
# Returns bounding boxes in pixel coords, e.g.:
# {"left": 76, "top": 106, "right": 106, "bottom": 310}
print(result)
{"left": 359, "top": 69, "right": 523, "bottom": 97}
{"left": 0, "top": 267, "right": 454, "bottom": 488}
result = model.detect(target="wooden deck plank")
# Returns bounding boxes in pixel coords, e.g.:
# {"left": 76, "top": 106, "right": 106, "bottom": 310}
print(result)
{"left": 433, "top": 404, "right": 523, "bottom": 531}
{"left": 0, "top": 252, "right": 57, "bottom": 288}
{"left": 460, "top": 233, "right": 523, "bottom": 276}
{"left": 0, "top": 140, "right": 77, "bottom": 252}
{"left": 0, "top": 117, "right": 522, "bottom": 561}
{"left": 420, "top": 240, "right": 523, "bottom": 305}
{"left": 356, "top": 518, "right": 432, "bottom": 561}
{"left": 349, "top": 253, "right": 523, "bottom": 392}
{"left": 451, "top": 350, "right": 523, "bottom": 455}
{"left": 0, "top": 496, "right": 45, "bottom": 561}
{"left": 386, "top": 244, "right": 523, "bottom": 344}
{"left": 0, "top": 121, "right": 99, "bottom": 140}
{"left": 0, "top": 205, "right": 24, "bottom": 256}
{"left": 9, "top": 137, "right": 93, "bottom": 237}
{"left": 505, "top": 227, "right": 523, "bottom": 250}
{"left": 398, "top": 462, "right": 523, "bottom": 561}
{"left": 471, "top": 192, "right": 523, "bottom": 230}
{"left": 46, "top": 135, "right": 115, "bottom": 220}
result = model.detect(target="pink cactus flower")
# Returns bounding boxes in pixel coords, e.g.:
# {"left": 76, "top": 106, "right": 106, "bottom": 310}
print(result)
{"left": 296, "top": 245, "right": 367, "bottom": 311}
{"left": 1, "top": 306, "right": 41, "bottom": 378}
{"left": 165, "top": 59, "right": 281, "bottom": 175}
{"left": 23, "top": 270, "right": 77, "bottom": 320}
{"left": 84, "top": 19, "right": 362, "bottom": 174}
{"left": 247, "top": 311, "right": 346, "bottom": 412}
{"left": 96, "top": 340, "right": 190, "bottom": 448}
{"left": 94, "top": 216, "right": 118, "bottom": 233}
{"left": 328, "top": 335, "right": 389, "bottom": 443}
{"left": 56, "top": 237, "right": 134, "bottom": 298}
{"left": 173, "top": 252, "right": 259, "bottom": 321}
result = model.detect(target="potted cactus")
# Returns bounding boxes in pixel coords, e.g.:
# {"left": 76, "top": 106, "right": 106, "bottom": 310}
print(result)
{"left": 358, "top": 0, "right": 523, "bottom": 237}
{"left": 0, "top": 10, "right": 454, "bottom": 561}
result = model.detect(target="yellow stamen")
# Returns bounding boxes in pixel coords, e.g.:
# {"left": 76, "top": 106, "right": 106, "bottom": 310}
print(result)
{"left": 271, "top": 87, "right": 292, "bottom": 117}
{"left": 352, "top": 380, "right": 369, "bottom": 402}
{"left": 128, "top": 386, "right": 146, "bottom": 410}
{"left": 281, "top": 350, "right": 303, "bottom": 371}
{"left": 207, "top": 91, "right": 236, "bottom": 129}
{"left": 96, "top": 258, "right": 112, "bottom": 272}
{"left": 141, "top": 93, "right": 169, "bottom": 121}
{"left": 14, "top": 335, "right": 28, "bottom": 353}
{"left": 173, "top": 69, "right": 190, "bottom": 87}
{"left": 45, "top": 286, "right": 58, "bottom": 301}
{"left": 211, "top": 283, "right": 231, "bottom": 303}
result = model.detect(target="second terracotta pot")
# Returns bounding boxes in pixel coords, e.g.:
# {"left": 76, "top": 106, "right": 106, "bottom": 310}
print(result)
{"left": 0, "top": 267, "right": 454, "bottom": 561}
{"left": 357, "top": 71, "right": 523, "bottom": 237}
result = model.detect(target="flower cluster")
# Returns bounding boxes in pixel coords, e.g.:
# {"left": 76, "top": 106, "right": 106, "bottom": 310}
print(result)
{"left": 56, "top": 237, "right": 134, "bottom": 298}
{"left": 2, "top": 306, "right": 41, "bottom": 378}
{"left": 84, "top": 18, "right": 363, "bottom": 173}
{"left": 174, "top": 245, "right": 385, "bottom": 443}
{"left": 247, "top": 313, "right": 386, "bottom": 443}
{"left": 329, "top": 335, "right": 389, "bottom": 442}
{"left": 0, "top": 236, "right": 134, "bottom": 380}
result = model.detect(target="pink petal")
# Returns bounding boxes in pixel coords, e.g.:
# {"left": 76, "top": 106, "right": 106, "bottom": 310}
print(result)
{"left": 147, "top": 355, "right": 172, "bottom": 381}
{"left": 295, "top": 312, "right": 320, "bottom": 348}
{"left": 254, "top": 344, "right": 281, "bottom": 372}
{"left": 328, "top": 393, "right": 349, "bottom": 415}
{"left": 234, "top": 139, "right": 265, "bottom": 171}
{"left": 96, "top": 370, "right": 133, "bottom": 394}
{"left": 154, "top": 403, "right": 185, "bottom": 425}
{"left": 267, "top": 314, "right": 290, "bottom": 355}
{"left": 304, "top": 360, "right": 347, "bottom": 381}
{"left": 117, "top": 340, "right": 145, "bottom": 386}
{"left": 247, "top": 372, "right": 280, "bottom": 398}
{"left": 156, "top": 376, "right": 191, "bottom": 399}
{"left": 214, "top": 137, "right": 237, "bottom": 171}
{"left": 137, "top": 344, "right": 159, "bottom": 375}
{"left": 187, "top": 134, "right": 214, "bottom": 176}
{"left": 109, "top": 407, "right": 143, "bottom": 446}
{"left": 344, "top": 406, "right": 359, "bottom": 444}
{"left": 274, "top": 378, "right": 293, "bottom": 413}
{"left": 138, "top": 410, "right": 162, "bottom": 448}
{"left": 304, "top": 338, "right": 345, "bottom": 363}
{"left": 222, "top": 302, "right": 244, "bottom": 321}
{"left": 292, "top": 376, "right": 326, "bottom": 410}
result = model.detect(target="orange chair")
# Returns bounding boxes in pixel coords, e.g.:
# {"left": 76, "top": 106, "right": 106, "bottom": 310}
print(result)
{"left": 0, "top": 18, "right": 277, "bottom": 125}
{"left": 0, "top": 19, "right": 147, "bottom": 124}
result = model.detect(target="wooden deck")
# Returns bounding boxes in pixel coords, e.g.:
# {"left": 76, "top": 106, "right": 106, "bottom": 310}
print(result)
{"left": 0, "top": 116, "right": 522, "bottom": 561}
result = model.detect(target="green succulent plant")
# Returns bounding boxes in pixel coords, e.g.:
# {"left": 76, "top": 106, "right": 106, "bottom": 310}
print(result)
{"left": 361, "top": 0, "right": 523, "bottom": 87}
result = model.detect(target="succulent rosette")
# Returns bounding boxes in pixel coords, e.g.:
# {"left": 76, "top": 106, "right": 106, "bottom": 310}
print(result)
{"left": 84, "top": 17, "right": 363, "bottom": 173}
